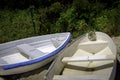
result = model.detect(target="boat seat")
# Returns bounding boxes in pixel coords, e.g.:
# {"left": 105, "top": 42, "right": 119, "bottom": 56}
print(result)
{"left": 51, "top": 38, "right": 60, "bottom": 47}
{"left": 62, "top": 55, "right": 115, "bottom": 62}
{"left": 17, "top": 44, "right": 45, "bottom": 59}
{"left": 1, "top": 53, "right": 29, "bottom": 64}
{"left": 78, "top": 40, "right": 108, "bottom": 53}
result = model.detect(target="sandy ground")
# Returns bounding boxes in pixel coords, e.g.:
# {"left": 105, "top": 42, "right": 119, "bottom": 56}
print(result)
{"left": 0, "top": 62, "right": 52, "bottom": 80}
{"left": 0, "top": 36, "right": 120, "bottom": 80}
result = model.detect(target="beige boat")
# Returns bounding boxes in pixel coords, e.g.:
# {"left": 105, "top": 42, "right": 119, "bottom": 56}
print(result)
{"left": 45, "top": 32, "right": 117, "bottom": 80}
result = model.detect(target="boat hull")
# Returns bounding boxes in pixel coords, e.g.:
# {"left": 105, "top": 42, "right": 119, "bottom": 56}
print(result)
{"left": 45, "top": 32, "right": 117, "bottom": 80}
{"left": 0, "top": 32, "right": 71, "bottom": 75}
{"left": 0, "top": 56, "right": 54, "bottom": 75}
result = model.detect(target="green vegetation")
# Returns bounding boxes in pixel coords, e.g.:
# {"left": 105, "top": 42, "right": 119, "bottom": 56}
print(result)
{"left": 0, "top": 0, "right": 120, "bottom": 43}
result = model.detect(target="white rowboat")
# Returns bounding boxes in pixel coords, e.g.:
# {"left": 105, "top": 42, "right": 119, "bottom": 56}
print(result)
{"left": 0, "top": 32, "right": 71, "bottom": 75}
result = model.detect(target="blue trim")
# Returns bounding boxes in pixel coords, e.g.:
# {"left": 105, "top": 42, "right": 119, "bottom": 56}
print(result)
{"left": 3, "top": 34, "right": 71, "bottom": 70}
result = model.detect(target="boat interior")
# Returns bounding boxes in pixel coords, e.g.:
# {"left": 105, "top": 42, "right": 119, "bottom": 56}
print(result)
{"left": 53, "top": 33, "right": 116, "bottom": 80}
{"left": 0, "top": 36, "right": 66, "bottom": 65}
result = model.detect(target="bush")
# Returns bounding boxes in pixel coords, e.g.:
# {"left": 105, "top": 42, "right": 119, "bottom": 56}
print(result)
{"left": 0, "top": 0, "right": 120, "bottom": 43}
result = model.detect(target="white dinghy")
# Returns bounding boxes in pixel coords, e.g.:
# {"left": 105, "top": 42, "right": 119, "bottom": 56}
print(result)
{"left": 0, "top": 32, "right": 71, "bottom": 75}
{"left": 45, "top": 32, "right": 117, "bottom": 80}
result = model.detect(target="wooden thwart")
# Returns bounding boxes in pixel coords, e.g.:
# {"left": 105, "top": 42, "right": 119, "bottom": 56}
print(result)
{"left": 62, "top": 55, "right": 115, "bottom": 62}
{"left": 17, "top": 44, "right": 45, "bottom": 59}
